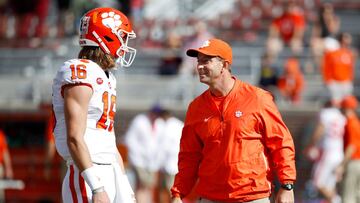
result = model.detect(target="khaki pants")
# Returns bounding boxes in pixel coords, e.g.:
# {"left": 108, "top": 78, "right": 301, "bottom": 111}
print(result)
{"left": 198, "top": 197, "right": 270, "bottom": 203}
{"left": 0, "top": 165, "right": 5, "bottom": 203}
{"left": 342, "top": 160, "right": 360, "bottom": 203}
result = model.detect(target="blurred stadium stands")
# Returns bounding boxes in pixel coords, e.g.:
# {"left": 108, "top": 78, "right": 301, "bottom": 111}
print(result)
{"left": 0, "top": 0, "right": 359, "bottom": 202}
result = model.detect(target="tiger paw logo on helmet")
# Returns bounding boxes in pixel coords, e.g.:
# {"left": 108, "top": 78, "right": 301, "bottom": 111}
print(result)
{"left": 100, "top": 11, "right": 122, "bottom": 30}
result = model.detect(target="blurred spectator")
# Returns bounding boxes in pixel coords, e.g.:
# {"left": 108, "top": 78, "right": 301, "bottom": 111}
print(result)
{"left": 336, "top": 95, "right": 360, "bottom": 203}
{"left": 158, "top": 31, "right": 182, "bottom": 75}
{"left": 8, "top": 0, "right": 50, "bottom": 46}
{"left": 55, "top": 0, "right": 75, "bottom": 38}
{"left": 179, "top": 21, "right": 214, "bottom": 75}
{"left": 305, "top": 100, "right": 345, "bottom": 203}
{"left": 317, "top": 3, "right": 340, "bottom": 39}
{"left": 34, "top": 0, "right": 49, "bottom": 39}
{"left": 124, "top": 105, "right": 165, "bottom": 203}
{"left": 266, "top": 1, "right": 306, "bottom": 58}
{"left": 175, "top": 21, "right": 214, "bottom": 103}
{"left": 130, "top": 0, "right": 144, "bottom": 25}
{"left": 310, "top": 2, "right": 341, "bottom": 66}
{"left": 277, "top": 57, "right": 305, "bottom": 104}
{"left": 9, "top": 0, "right": 38, "bottom": 39}
{"left": 157, "top": 110, "right": 183, "bottom": 203}
{"left": 117, "top": 0, "right": 130, "bottom": 16}
{"left": 0, "top": 0, "right": 8, "bottom": 39}
{"left": 321, "top": 33, "right": 356, "bottom": 105}
{"left": 0, "top": 129, "right": 13, "bottom": 202}
{"left": 258, "top": 53, "right": 279, "bottom": 95}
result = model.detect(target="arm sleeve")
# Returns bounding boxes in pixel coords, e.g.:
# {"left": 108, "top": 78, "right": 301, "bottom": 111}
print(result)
{"left": 171, "top": 106, "right": 203, "bottom": 198}
{"left": 260, "top": 92, "right": 296, "bottom": 183}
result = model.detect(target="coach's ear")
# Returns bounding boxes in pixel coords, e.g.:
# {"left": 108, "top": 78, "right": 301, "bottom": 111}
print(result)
{"left": 223, "top": 61, "right": 231, "bottom": 73}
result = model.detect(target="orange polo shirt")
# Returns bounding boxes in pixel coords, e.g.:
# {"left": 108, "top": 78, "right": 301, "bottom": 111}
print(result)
{"left": 171, "top": 79, "right": 296, "bottom": 202}
{"left": 322, "top": 48, "right": 355, "bottom": 83}
{"left": 344, "top": 113, "right": 360, "bottom": 159}
{"left": 0, "top": 130, "right": 8, "bottom": 163}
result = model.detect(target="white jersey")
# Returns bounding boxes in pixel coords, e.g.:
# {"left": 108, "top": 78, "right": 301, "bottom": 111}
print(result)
{"left": 52, "top": 59, "right": 118, "bottom": 163}
{"left": 158, "top": 117, "right": 184, "bottom": 175}
{"left": 319, "top": 107, "right": 346, "bottom": 157}
{"left": 124, "top": 114, "right": 165, "bottom": 171}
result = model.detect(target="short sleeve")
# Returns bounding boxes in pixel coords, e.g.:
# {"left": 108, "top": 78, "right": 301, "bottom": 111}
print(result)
{"left": 57, "top": 59, "right": 101, "bottom": 96}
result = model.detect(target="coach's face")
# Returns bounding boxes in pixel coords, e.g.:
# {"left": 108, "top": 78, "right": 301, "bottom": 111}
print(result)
{"left": 196, "top": 53, "right": 224, "bottom": 85}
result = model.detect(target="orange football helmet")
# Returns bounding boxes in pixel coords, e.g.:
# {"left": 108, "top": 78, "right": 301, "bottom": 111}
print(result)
{"left": 79, "top": 7, "right": 136, "bottom": 67}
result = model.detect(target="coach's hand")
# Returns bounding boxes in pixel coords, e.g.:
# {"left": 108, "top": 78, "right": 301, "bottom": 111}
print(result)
{"left": 276, "top": 188, "right": 294, "bottom": 203}
{"left": 93, "top": 191, "right": 110, "bottom": 203}
{"left": 171, "top": 197, "right": 182, "bottom": 203}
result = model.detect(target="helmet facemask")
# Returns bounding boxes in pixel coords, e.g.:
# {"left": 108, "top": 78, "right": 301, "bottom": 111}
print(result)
{"left": 115, "top": 30, "right": 136, "bottom": 68}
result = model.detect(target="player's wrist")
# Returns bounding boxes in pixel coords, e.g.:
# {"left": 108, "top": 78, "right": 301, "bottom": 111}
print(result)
{"left": 81, "top": 166, "right": 104, "bottom": 191}
{"left": 92, "top": 186, "right": 105, "bottom": 195}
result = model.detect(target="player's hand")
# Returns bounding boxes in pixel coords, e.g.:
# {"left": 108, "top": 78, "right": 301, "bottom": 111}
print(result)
{"left": 304, "top": 145, "right": 320, "bottom": 162}
{"left": 171, "top": 196, "right": 182, "bottom": 203}
{"left": 92, "top": 191, "right": 110, "bottom": 203}
{"left": 334, "top": 164, "right": 344, "bottom": 182}
{"left": 275, "top": 188, "right": 294, "bottom": 203}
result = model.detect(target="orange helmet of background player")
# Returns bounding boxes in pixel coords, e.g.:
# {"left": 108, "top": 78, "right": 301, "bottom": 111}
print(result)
{"left": 79, "top": 7, "right": 136, "bottom": 67}
{"left": 341, "top": 95, "right": 358, "bottom": 109}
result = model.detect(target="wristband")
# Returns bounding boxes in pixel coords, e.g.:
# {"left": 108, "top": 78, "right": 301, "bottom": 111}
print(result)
{"left": 81, "top": 166, "right": 103, "bottom": 191}
{"left": 92, "top": 186, "right": 105, "bottom": 194}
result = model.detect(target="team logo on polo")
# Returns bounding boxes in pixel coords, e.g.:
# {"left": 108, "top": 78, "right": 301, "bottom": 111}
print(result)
{"left": 235, "top": 111, "right": 243, "bottom": 118}
{"left": 200, "top": 40, "right": 210, "bottom": 49}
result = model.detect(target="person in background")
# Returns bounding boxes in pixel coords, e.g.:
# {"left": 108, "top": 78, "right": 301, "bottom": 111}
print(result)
{"left": 157, "top": 109, "right": 183, "bottom": 203}
{"left": 305, "top": 100, "right": 345, "bottom": 203}
{"left": 335, "top": 95, "right": 360, "bottom": 203}
{"left": 321, "top": 33, "right": 356, "bottom": 105}
{"left": 310, "top": 2, "right": 341, "bottom": 67}
{"left": 179, "top": 20, "right": 214, "bottom": 76}
{"left": 0, "top": 129, "right": 13, "bottom": 203}
{"left": 125, "top": 105, "right": 165, "bottom": 203}
{"left": 258, "top": 53, "right": 279, "bottom": 96}
{"left": 55, "top": 0, "right": 75, "bottom": 38}
{"left": 157, "top": 31, "right": 183, "bottom": 76}
{"left": 176, "top": 20, "right": 214, "bottom": 103}
{"left": 277, "top": 57, "right": 305, "bottom": 104}
{"left": 171, "top": 38, "right": 296, "bottom": 203}
{"left": 0, "top": 0, "right": 9, "bottom": 40}
{"left": 52, "top": 7, "right": 137, "bottom": 202}
{"left": 266, "top": 1, "right": 306, "bottom": 58}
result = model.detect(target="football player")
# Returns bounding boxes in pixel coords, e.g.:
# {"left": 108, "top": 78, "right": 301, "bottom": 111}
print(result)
{"left": 52, "top": 7, "right": 136, "bottom": 203}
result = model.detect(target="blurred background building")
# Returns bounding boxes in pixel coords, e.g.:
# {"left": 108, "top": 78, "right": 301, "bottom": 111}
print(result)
{"left": 0, "top": 0, "right": 359, "bottom": 202}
